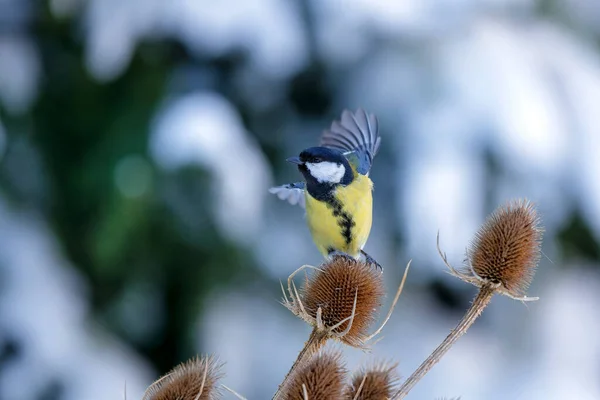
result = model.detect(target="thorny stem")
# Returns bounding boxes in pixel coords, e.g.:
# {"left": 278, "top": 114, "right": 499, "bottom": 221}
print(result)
{"left": 272, "top": 329, "right": 327, "bottom": 400}
{"left": 393, "top": 285, "right": 496, "bottom": 399}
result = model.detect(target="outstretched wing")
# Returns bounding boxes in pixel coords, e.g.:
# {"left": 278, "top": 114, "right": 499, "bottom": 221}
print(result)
{"left": 320, "top": 109, "right": 381, "bottom": 175}
{"left": 268, "top": 182, "right": 306, "bottom": 208}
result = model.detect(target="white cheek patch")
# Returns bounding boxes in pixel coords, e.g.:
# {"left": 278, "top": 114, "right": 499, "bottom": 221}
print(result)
{"left": 306, "top": 161, "right": 346, "bottom": 183}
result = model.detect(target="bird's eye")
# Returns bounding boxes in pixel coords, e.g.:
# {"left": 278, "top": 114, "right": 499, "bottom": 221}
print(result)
{"left": 314, "top": 157, "right": 322, "bottom": 163}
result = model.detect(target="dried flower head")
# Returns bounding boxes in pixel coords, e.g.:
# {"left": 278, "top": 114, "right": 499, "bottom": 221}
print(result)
{"left": 395, "top": 201, "right": 544, "bottom": 399}
{"left": 283, "top": 256, "right": 386, "bottom": 348}
{"left": 283, "top": 350, "right": 346, "bottom": 400}
{"left": 469, "top": 199, "right": 542, "bottom": 298}
{"left": 344, "top": 362, "right": 399, "bottom": 400}
{"left": 440, "top": 199, "right": 543, "bottom": 300}
{"left": 143, "top": 355, "right": 223, "bottom": 400}
{"left": 303, "top": 257, "right": 385, "bottom": 345}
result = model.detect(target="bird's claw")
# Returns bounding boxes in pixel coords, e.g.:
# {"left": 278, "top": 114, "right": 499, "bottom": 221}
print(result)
{"left": 360, "top": 250, "right": 383, "bottom": 271}
{"left": 328, "top": 250, "right": 356, "bottom": 263}
{"left": 328, "top": 250, "right": 383, "bottom": 271}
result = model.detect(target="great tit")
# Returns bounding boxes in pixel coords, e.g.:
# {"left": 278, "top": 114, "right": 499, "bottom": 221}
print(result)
{"left": 270, "top": 109, "right": 382, "bottom": 269}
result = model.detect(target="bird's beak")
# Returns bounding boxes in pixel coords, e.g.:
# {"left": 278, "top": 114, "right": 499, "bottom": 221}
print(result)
{"left": 286, "top": 156, "right": 304, "bottom": 165}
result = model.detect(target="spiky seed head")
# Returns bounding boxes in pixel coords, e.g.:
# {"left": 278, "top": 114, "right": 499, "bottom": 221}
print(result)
{"left": 283, "top": 350, "right": 346, "bottom": 400}
{"left": 143, "top": 355, "right": 224, "bottom": 400}
{"left": 303, "top": 256, "right": 385, "bottom": 347}
{"left": 468, "top": 199, "right": 542, "bottom": 298}
{"left": 344, "top": 362, "right": 400, "bottom": 400}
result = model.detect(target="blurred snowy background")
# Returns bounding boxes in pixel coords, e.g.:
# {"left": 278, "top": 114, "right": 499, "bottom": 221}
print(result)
{"left": 1, "top": 0, "right": 600, "bottom": 399}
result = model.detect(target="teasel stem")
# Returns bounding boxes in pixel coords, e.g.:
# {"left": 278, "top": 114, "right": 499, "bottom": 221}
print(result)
{"left": 272, "top": 329, "right": 327, "bottom": 400}
{"left": 393, "top": 284, "right": 495, "bottom": 399}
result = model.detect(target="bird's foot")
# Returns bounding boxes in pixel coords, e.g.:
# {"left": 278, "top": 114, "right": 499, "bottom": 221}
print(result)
{"left": 360, "top": 250, "right": 383, "bottom": 271}
{"left": 328, "top": 250, "right": 357, "bottom": 263}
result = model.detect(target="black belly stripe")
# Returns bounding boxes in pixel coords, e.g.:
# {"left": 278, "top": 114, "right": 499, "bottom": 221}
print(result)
{"left": 326, "top": 197, "right": 356, "bottom": 245}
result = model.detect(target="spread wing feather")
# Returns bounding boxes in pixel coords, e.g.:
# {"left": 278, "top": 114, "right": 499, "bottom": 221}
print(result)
{"left": 320, "top": 109, "right": 381, "bottom": 175}
{"left": 268, "top": 182, "right": 306, "bottom": 208}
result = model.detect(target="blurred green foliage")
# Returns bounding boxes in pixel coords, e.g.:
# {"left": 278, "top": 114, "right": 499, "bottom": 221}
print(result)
{"left": 1, "top": 8, "right": 263, "bottom": 373}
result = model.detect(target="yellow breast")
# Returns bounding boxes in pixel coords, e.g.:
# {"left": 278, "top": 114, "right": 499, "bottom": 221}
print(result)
{"left": 304, "top": 174, "right": 373, "bottom": 258}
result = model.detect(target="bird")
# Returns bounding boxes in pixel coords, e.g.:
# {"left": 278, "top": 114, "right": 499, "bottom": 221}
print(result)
{"left": 269, "top": 109, "right": 382, "bottom": 269}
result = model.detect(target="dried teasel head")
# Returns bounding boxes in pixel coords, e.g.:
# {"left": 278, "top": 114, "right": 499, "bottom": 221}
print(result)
{"left": 344, "top": 362, "right": 400, "bottom": 400}
{"left": 440, "top": 199, "right": 543, "bottom": 300}
{"left": 282, "top": 350, "right": 346, "bottom": 400}
{"left": 283, "top": 256, "right": 387, "bottom": 348}
{"left": 143, "top": 355, "right": 224, "bottom": 400}
{"left": 394, "top": 201, "right": 543, "bottom": 400}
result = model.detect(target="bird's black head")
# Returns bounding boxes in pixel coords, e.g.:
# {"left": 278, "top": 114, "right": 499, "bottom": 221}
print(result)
{"left": 287, "top": 147, "right": 354, "bottom": 198}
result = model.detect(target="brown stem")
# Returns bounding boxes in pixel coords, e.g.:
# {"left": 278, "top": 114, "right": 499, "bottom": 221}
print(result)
{"left": 393, "top": 285, "right": 495, "bottom": 399}
{"left": 272, "top": 329, "right": 327, "bottom": 400}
